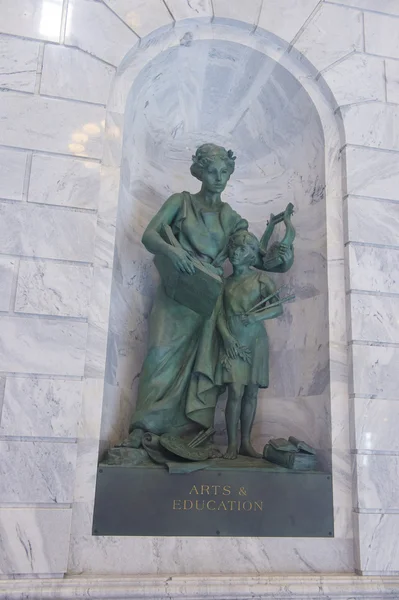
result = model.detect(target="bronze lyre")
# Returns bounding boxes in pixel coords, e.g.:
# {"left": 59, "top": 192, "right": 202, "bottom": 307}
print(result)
{"left": 259, "top": 202, "right": 295, "bottom": 271}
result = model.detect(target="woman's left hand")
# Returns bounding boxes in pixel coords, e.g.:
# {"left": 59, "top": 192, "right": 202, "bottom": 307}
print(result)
{"left": 278, "top": 243, "right": 293, "bottom": 263}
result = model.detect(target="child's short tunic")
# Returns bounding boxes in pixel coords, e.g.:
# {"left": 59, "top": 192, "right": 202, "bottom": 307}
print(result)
{"left": 221, "top": 270, "right": 274, "bottom": 388}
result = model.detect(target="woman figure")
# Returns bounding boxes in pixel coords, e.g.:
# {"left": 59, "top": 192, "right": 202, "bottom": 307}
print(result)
{"left": 126, "top": 143, "right": 292, "bottom": 443}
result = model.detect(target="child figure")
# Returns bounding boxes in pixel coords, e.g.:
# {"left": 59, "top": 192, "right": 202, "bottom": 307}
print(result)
{"left": 217, "top": 231, "right": 283, "bottom": 460}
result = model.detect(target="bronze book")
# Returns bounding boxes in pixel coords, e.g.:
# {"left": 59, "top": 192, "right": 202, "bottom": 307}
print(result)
{"left": 154, "top": 224, "right": 222, "bottom": 318}
{"left": 264, "top": 437, "right": 317, "bottom": 470}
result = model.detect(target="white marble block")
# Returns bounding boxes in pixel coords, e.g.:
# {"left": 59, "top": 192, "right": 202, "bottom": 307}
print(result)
{"left": 342, "top": 103, "right": 399, "bottom": 152}
{"left": 0, "top": 441, "right": 77, "bottom": 503}
{"left": 350, "top": 293, "right": 399, "bottom": 344}
{"left": 258, "top": 0, "right": 320, "bottom": 42}
{"left": 0, "top": 0, "right": 63, "bottom": 42}
{"left": 0, "top": 35, "right": 40, "bottom": 93}
{"left": 213, "top": 0, "right": 262, "bottom": 26}
{"left": 350, "top": 344, "right": 399, "bottom": 399}
{"left": 294, "top": 3, "right": 363, "bottom": 72}
{"left": 41, "top": 45, "right": 115, "bottom": 106}
{"left": 0, "top": 377, "right": 83, "bottom": 438}
{"left": 346, "top": 196, "right": 399, "bottom": 247}
{"left": 65, "top": 0, "right": 139, "bottom": 66}
{"left": 0, "top": 258, "right": 15, "bottom": 312}
{"left": 0, "top": 148, "right": 27, "bottom": 201}
{"left": 354, "top": 397, "right": 399, "bottom": 452}
{"left": 356, "top": 454, "right": 399, "bottom": 510}
{"left": 0, "top": 202, "right": 97, "bottom": 262}
{"left": 103, "top": 0, "right": 173, "bottom": 37}
{"left": 0, "top": 316, "right": 88, "bottom": 376}
{"left": 323, "top": 53, "right": 385, "bottom": 105}
{"left": 0, "top": 507, "right": 71, "bottom": 575}
{"left": 165, "top": 0, "right": 212, "bottom": 20}
{"left": 28, "top": 154, "right": 101, "bottom": 210}
{"left": 357, "top": 513, "right": 399, "bottom": 572}
{"left": 0, "top": 92, "right": 105, "bottom": 158}
{"left": 348, "top": 244, "right": 399, "bottom": 295}
{"left": 386, "top": 59, "right": 399, "bottom": 104}
{"left": 365, "top": 11, "right": 399, "bottom": 59}
{"left": 329, "top": 0, "right": 399, "bottom": 16}
{"left": 15, "top": 260, "right": 93, "bottom": 318}
{"left": 345, "top": 146, "right": 399, "bottom": 201}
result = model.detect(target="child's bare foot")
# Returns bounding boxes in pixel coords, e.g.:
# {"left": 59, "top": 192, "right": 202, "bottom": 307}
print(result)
{"left": 224, "top": 446, "right": 238, "bottom": 460}
{"left": 239, "top": 441, "right": 262, "bottom": 458}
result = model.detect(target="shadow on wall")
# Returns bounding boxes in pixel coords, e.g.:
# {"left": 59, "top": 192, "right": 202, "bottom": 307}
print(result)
{"left": 99, "top": 38, "right": 330, "bottom": 468}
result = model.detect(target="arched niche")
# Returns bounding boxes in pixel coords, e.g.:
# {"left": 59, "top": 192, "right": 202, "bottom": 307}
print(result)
{"left": 71, "top": 19, "right": 353, "bottom": 576}
{"left": 99, "top": 21, "right": 346, "bottom": 476}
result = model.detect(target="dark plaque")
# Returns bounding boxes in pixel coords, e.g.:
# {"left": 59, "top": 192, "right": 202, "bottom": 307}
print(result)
{"left": 92, "top": 465, "right": 334, "bottom": 537}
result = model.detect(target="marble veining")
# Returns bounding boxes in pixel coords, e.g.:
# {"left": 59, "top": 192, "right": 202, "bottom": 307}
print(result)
{"left": 354, "top": 397, "right": 399, "bottom": 452}
{"left": 0, "top": 148, "right": 27, "bottom": 201}
{"left": 356, "top": 454, "right": 399, "bottom": 510}
{"left": 65, "top": 0, "right": 139, "bottom": 67}
{"left": 0, "top": 316, "right": 88, "bottom": 376}
{"left": 0, "top": 441, "right": 77, "bottom": 503}
{"left": 0, "top": 202, "right": 97, "bottom": 262}
{"left": 386, "top": 59, "right": 399, "bottom": 103}
{"left": 0, "top": 92, "right": 105, "bottom": 158}
{"left": 2, "top": 574, "right": 399, "bottom": 598}
{"left": 350, "top": 293, "right": 399, "bottom": 344}
{"left": 322, "top": 53, "right": 385, "bottom": 106}
{"left": 348, "top": 244, "right": 399, "bottom": 294}
{"left": 0, "top": 0, "right": 62, "bottom": 42}
{"left": 40, "top": 45, "right": 115, "bottom": 106}
{"left": 0, "top": 377, "right": 83, "bottom": 438}
{"left": 294, "top": 3, "right": 363, "bottom": 72}
{"left": 351, "top": 344, "right": 399, "bottom": 399}
{"left": 346, "top": 196, "right": 399, "bottom": 247}
{"left": 15, "top": 260, "right": 93, "bottom": 318}
{"left": 213, "top": 0, "right": 262, "bottom": 25}
{"left": 258, "top": 0, "right": 320, "bottom": 43}
{"left": 0, "top": 35, "right": 39, "bottom": 93}
{"left": 93, "top": 167, "right": 119, "bottom": 268}
{"left": 165, "top": 0, "right": 212, "bottom": 20}
{"left": 342, "top": 103, "right": 399, "bottom": 152}
{"left": 28, "top": 154, "right": 101, "bottom": 210}
{"left": 364, "top": 11, "right": 399, "bottom": 59}
{"left": 0, "top": 507, "right": 72, "bottom": 575}
{"left": 357, "top": 513, "right": 399, "bottom": 572}
{"left": 103, "top": 0, "right": 173, "bottom": 37}
{"left": 345, "top": 146, "right": 399, "bottom": 202}
{"left": 0, "top": 258, "right": 15, "bottom": 312}
{"left": 329, "top": 0, "right": 399, "bottom": 16}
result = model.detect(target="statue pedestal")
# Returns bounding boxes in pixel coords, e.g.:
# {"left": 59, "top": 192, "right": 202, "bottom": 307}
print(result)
{"left": 92, "top": 461, "right": 333, "bottom": 537}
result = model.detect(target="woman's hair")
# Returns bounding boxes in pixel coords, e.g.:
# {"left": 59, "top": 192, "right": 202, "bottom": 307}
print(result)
{"left": 190, "top": 143, "right": 236, "bottom": 181}
{"left": 228, "top": 230, "right": 260, "bottom": 265}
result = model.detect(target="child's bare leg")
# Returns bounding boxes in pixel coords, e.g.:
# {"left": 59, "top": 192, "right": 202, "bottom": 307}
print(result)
{"left": 239, "top": 384, "right": 262, "bottom": 458}
{"left": 224, "top": 383, "right": 245, "bottom": 459}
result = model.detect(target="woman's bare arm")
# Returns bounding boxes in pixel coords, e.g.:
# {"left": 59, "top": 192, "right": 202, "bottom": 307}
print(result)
{"left": 141, "top": 193, "right": 182, "bottom": 256}
{"left": 141, "top": 193, "right": 195, "bottom": 274}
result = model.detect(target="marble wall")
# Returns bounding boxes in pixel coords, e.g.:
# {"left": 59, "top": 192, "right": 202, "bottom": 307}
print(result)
{"left": 0, "top": 0, "right": 399, "bottom": 595}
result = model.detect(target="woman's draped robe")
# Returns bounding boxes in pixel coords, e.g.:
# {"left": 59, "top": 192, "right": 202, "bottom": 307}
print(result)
{"left": 130, "top": 192, "right": 248, "bottom": 435}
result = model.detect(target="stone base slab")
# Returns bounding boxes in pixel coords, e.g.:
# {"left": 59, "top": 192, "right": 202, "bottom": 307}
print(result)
{"left": 1, "top": 575, "right": 399, "bottom": 599}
